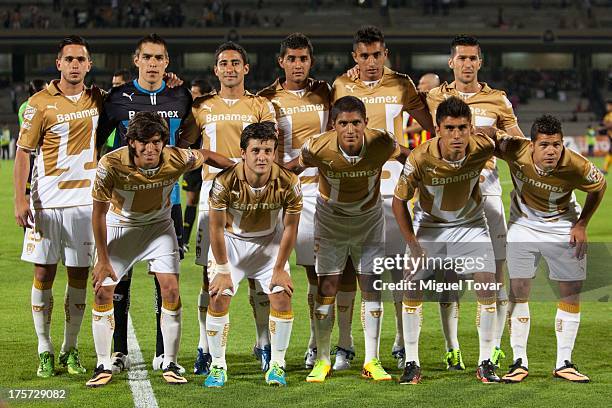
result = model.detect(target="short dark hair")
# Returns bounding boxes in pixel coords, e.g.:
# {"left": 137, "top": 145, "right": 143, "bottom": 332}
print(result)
{"left": 28, "top": 79, "right": 46, "bottom": 96}
{"left": 353, "top": 25, "right": 385, "bottom": 50}
{"left": 331, "top": 96, "right": 367, "bottom": 123}
{"left": 435, "top": 96, "right": 472, "bottom": 125}
{"left": 113, "top": 69, "right": 131, "bottom": 82}
{"left": 126, "top": 111, "right": 170, "bottom": 156}
{"left": 240, "top": 122, "right": 278, "bottom": 150}
{"left": 279, "top": 33, "right": 314, "bottom": 59}
{"left": 530, "top": 114, "right": 563, "bottom": 141}
{"left": 450, "top": 34, "right": 481, "bottom": 57}
{"left": 135, "top": 33, "right": 168, "bottom": 57}
{"left": 190, "top": 78, "right": 213, "bottom": 94}
{"left": 57, "top": 35, "right": 91, "bottom": 58}
{"left": 215, "top": 41, "right": 248, "bottom": 65}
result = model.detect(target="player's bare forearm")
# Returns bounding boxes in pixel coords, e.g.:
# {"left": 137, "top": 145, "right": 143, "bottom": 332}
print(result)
{"left": 209, "top": 209, "right": 229, "bottom": 265}
{"left": 274, "top": 212, "right": 300, "bottom": 272}
{"left": 283, "top": 157, "right": 306, "bottom": 175}
{"left": 405, "top": 123, "right": 423, "bottom": 134}
{"left": 396, "top": 145, "right": 411, "bottom": 165}
{"left": 92, "top": 200, "right": 111, "bottom": 264}
{"left": 200, "top": 149, "right": 234, "bottom": 170}
{"left": 392, "top": 196, "right": 417, "bottom": 243}
{"left": 408, "top": 107, "right": 435, "bottom": 135}
{"left": 576, "top": 184, "right": 607, "bottom": 228}
{"left": 505, "top": 124, "right": 525, "bottom": 138}
{"left": 13, "top": 147, "right": 33, "bottom": 228}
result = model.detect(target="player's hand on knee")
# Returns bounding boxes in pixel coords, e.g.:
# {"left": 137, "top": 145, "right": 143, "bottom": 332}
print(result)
{"left": 92, "top": 262, "right": 117, "bottom": 293}
{"left": 569, "top": 224, "right": 588, "bottom": 259}
{"left": 209, "top": 274, "right": 233, "bottom": 297}
{"left": 270, "top": 268, "right": 293, "bottom": 296}
{"left": 14, "top": 198, "right": 33, "bottom": 228}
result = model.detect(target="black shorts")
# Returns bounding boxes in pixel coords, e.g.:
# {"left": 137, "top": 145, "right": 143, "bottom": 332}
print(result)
{"left": 182, "top": 167, "right": 202, "bottom": 192}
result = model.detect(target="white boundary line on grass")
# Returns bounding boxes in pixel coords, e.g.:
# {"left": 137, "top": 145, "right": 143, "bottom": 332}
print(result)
{"left": 127, "top": 314, "right": 159, "bottom": 408}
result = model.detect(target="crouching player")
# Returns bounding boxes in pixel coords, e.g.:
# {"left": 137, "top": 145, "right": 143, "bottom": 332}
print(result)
{"left": 87, "top": 111, "right": 233, "bottom": 387}
{"left": 204, "top": 122, "right": 302, "bottom": 388}
{"left": 500, "top": 115, "right": 606, "bottom": 383}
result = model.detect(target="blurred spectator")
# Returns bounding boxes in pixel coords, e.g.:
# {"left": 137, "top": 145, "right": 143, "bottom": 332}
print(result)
{"left": 0, "top": 123, "right": 10, "bottom": 160}
{"left": 586, "top": 124, "right": 596, "bottom": 156}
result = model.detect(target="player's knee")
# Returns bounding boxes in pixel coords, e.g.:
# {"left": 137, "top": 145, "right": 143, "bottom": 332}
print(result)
{"left": 67, "top": 266, "right": 89, "bottom": 280}
{"left": 269, "top": 292, "right": 291, "bottom": 312}
{"left": 95, "top": 286, "right": 114, "bottom": 305}
{"left": 209, "top": 294, "right": 231, "bottom": 313}
{"left": 318, "top": 276, "right": 340, "bottom": 297}
{"left": 34, "top": 264, "right": 56, "bottom": 282}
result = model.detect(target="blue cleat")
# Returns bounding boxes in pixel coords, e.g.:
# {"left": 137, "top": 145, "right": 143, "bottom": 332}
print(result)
{"left": 204, "top": 366, "right": 227, "bottom": 388}
{"left": 194, "top": 347, "right": 212, "bottom": 376}
{"left": 265, "top": 362, "right": 287, "bottom": 386}
{"left": 253, "top": 344, "right": 271, "bottom": 372}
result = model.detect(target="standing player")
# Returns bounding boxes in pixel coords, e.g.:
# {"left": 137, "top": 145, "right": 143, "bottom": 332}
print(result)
{"left": 14, "top": 35, "right": 104, "bottom": 378}
{"left": 178, "top": 41, "right": 276, "bottom": 376}
{"left": 96, "top": 33, "right": 194, "bottom": 374}
{"left": 99, "top": 69, "right": 131, "bottom": 156}
{"left": 426, "top": 35, "right": 525, "bottom": 370}
{"left": 332, "top": 26, "right": 435, "bottom": 369}
{"left": 87, "top": 112, "right": 233, "bottom": 387}
{"left": 258, "top": 33, "right": 332, "bottom": 369}
{"left": 203, "top": 122, "right": 301, "bottom": 388}
{"left": 287, "top": 96, "right": 410, "bottom": 383}
{"left": 499, "top": 115, "right": 606, "bottom": 383}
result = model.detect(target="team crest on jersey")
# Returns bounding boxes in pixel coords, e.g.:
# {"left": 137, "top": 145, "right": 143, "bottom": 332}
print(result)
{"left": 23, "top": 105, "right": 36, "bottom": 121}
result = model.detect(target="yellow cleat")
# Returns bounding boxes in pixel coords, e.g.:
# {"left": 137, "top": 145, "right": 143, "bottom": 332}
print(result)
{"left": 362, "top": 358, "right": 392, "bottom": 381}
{"left": 306, "top": 360, "right": 332, "bottom": 383}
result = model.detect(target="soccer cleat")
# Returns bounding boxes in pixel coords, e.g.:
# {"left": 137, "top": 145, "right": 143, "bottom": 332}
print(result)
{"left": 399, "top": 361, "right": 422, "bottom": 385}
{"left": 306, "top": 360, "right": 332, "bottom": 383}
{"left": 162, "top": 362, "right": 188, "bottom": 385}
{"left": 553, "top": 360, "right": 590, "bottom": 383}
{"left": 253, "top": 344, "right": 272, "bottom": 373}
{"left": 304, "top": 347, "right": 317, "bottom": 369}
{"left": 265, "top": 362, "right": 287, "bottom": 386}
{"left": 194, "top": 347, "right": 212, "bottom": 375}
{"left": 37, "top": 351, "right": 55, "bottom": 378}
{"left": 86, "top": 365, "right": 112, "bottom": 388}
{"left": 59, "top": 347, "right": 86, "bottom": 375}
{"left": 204, "top": 366, "right": 227, "bottom": 388}
{"left": 491, "top": 346, "right": 506, "bottom": 368}
{"left": 502, "top": 358, "right": 529, "bottom": 383}
{"left": 444, "top": 348, "right": 466, "bottom": 370}
{"left": 153, "top": 354, "right": 185, "bottom": 374}
{"left": 362, "top": 358, "right": 392, "bottom": 381}
{"left": 392, "top": 346, "right": 406, "bottom": 369}
{"left": 476, "top": 359, "right": 501, "bottom": 383}
{"left": 111, "top": 352, "right": 129, "bottom": 374}
{"left": 332, "top": 346, "right": 355, "bottom": 371}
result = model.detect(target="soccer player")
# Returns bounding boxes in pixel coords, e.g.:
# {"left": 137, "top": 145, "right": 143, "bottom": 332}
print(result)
{"left": 99, "top": 69, "right": 131, "bottom": 156}
{"left": 14, "top": 35, "right": 104, "bottom": 378}
{"left": 426, "top": 35, "right": 525, "bottom": 370}
{"left": 392, "top": 96, "right": 511, "bottom": 384}
{"left": 182, "top": 78, "right": 214, "bottom": 254}
{"left": 287, "top": 96, "right": 410, "bottom": 383}
{"left": 602, "top": 99, "right": 612, "bottom": 174}
{"left": 203, "top": 122, "right": 301, "bottom": 388}
{"left": 332, "top": 25, "right": 435, "bottom": 369}
{"left": 179, "top": 41, "right": 276, "bottom": 376}
{"left": 405, "top": 73, "right": 440, "bottom": 148}
{"left": 499, "top": 115, "right": 606, "bottom": 383}
{"left": 258, "top": 32, "right": 332, "bottom": 369}
{"left": 96, "top": 33, "right": 194, "bottom": 375}
{"left": 87, "top": 111, "right": 233, "bottom": 387}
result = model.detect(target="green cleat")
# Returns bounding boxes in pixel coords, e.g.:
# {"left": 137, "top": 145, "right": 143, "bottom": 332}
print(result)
{"left": 306, "top": 360, "right": 331, "bottom": 383}
{"left": 444, "top": 348, "right": 465, "bottom": 371}
{"left": 37, "top": 351, "right": 55, "bottom": 378}
{"left": 59, "top": 347, "right": 86, "bottom": 374}
{"left": 491, "top": 346, "right": 506, "bottom": 368}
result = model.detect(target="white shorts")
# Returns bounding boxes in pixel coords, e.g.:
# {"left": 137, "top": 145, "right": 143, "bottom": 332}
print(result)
{"left": 506, "top": 223, "right": 586, "bottom": 281}
{"left": 483, "top": 195, "right": 507, "bottom": 261}
{"left": 195, "top": 180, "right": 214, "bottom": 266}
{"left": 101, "top": 219, "right": 180, "bottom": 286}
{"left": 383, "top": 195, "right": 406, "bottom": 256}
{"left": 314, "top": 203, "right": 385, "bottom": 276}
{"left": 408, "top": 219, "right": 496, "bottom": 280}
{"left": 295, "top": 195, "right": 316, "bottom": 266}
{"left": 208, "top": 228, "right": 290, "bottom": 296}
{"left": 22, "top": 205, "right": 94, "bottom": 267}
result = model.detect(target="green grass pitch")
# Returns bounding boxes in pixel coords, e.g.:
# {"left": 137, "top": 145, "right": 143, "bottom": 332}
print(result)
{"left": 0, "top": 158, "right": 610, "bottom": 408}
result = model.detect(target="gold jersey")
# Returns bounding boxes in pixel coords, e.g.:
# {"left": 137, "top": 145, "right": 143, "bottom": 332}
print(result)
{"left": 183, "top": 90, "right": 276, "bottom": 182}
{"left": 258, "top": 78, "right": 331, "bottom": 195}
{"left": 299, "top": 128, "right": 399, "bottom": 216}
{"left": 497, "top": 138, "right": 606, "bottom": 234}
{"left": 17, "top": 80, "right": 105, "bottom": 209}
{"left": 92, "top": 146, "right": 205, "bottom": 226}
{"left": 332, "top": 67, "right": 425, "bottom": 196}
{"left": 395, "top": 132, "right": 496, "bottom": 227}
{"left": 427, "top": 81, "right": 518, "bottom": 196}
{"left": 208, "top": 162, "right": 302, "bottom": 239}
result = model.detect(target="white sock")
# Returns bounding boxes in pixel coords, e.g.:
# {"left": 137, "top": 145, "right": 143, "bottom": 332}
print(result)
{"left": 197, "top": 286, "right": 210, "bottom": 352}
{"left": 477, "top": 300, "right": 497, "bottom": 363}
{"left": 336, "top": 290, "right": 355, "bottom": 350}
{"left": 249, "top": 283, "right": 270, "bottom": 348}
{"left": 555, "top": 304, "right": 581, "bottom": 369}
{"left": 402, "top": 301, "right": 422, "bottom": 366}
{"left": 61, "top": 279, "right": 87, "bottom": 352}
{"left": 509, "top": 302, "right": 530, "bottom": 367}
{"left": 393, "top": 301, "right": 404, "bottom": 349}
{"left": 161, "top": 305, "right": 182, "bottom": 369}
{"left": 92, "top": 304, "right": 114, "bottom": 370}
{"left": 313, "top": 296, "right": 335, "bottom": 364}
{"left": 495, "top": 287, "right": 509, "bottom": 348}
{"left": 439, "top": 301, "right": 460, "bottom": 350}
{"left": 206, "top": 311, "right": 229, "bottom": 370}
{"left": 361, "top": 299, "right": 383, "bottom": 363}
{"left": 307, "top": 283, "right": 317, "bottom": 349}
{"left": 269, "top": 309, "right": 294, "bottom": 368}
{"left": 32, "top": 279, "right": 54, "bottom": 355}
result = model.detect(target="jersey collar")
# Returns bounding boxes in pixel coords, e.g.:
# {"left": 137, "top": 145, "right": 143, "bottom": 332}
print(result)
{"left": 275, "top": 77, "right": 314, "bottom": 92}
{"left": 443, "top": 81, "right": 492, "bottom": 95}
{"left": 133, "top": 79, "right": 166, "bottom": 95}
{"left": 46, "top": 79, "right": 88, "bottom": 96}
